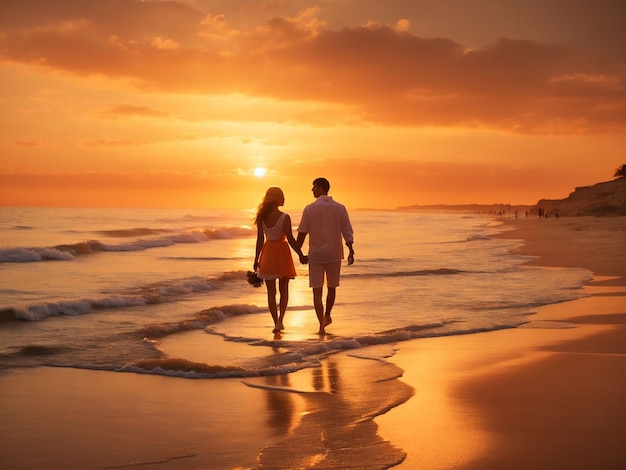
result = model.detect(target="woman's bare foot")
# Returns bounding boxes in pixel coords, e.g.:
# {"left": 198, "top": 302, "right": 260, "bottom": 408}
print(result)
{"left": 323, "top": 314, "right": 332, "bottom": 326}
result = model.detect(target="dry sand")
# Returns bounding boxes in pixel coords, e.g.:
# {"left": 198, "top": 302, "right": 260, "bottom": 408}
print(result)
{"left": 1, "top": 216, "right": 624, "bottom": 469}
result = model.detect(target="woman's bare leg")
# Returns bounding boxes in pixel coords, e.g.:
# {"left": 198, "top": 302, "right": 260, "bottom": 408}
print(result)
{"left": 277, "top": 277, "right": 289, "bottom": 331}
{"left": 265, "top": 279, "right": 278, "bottom": 329}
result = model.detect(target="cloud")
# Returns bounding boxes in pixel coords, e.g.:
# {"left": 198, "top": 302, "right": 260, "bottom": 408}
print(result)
{"left": 0, "top": 2, "right": 624, "bottom": 134}
{"left": 0, "top": 169, "right": 237, "bottom": 192}
{"left": 14, "top": 139, "right": 54, "bottom": 148}
{"left": 0, "top": 169, "right": 247, "bottom": 208}
{"left": 82, "top": 138, "right": 148, "bottom": 147}
{"left": 101, "top": 104, "right": 171, "bottom": 119}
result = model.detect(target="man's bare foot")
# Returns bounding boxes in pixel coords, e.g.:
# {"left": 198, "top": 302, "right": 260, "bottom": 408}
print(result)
{"left": 323, "top": 314, "right": 332, "bottom": 326}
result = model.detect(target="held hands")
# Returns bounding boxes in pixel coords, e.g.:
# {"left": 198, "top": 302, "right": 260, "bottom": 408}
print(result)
{"left": 299, "top": 254, "right": 309, "bottom": 265}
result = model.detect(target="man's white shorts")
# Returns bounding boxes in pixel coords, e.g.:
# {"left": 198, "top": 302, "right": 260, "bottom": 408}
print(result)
{"left": 308, "top": 260, "right": 341, "bottom": 288}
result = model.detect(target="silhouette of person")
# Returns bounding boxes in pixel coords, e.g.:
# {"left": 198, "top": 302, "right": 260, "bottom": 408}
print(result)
{"left": 296, "top": 178, "right": 354, "bottom": 334}
{"left": 254, "top": 187, "right": 307, "bottom": 333}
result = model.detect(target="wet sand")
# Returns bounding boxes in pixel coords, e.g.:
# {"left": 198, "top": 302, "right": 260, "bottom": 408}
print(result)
{"left": 377, "top": 216, "right": 626, "bottom": 469}
{"left": 1, "top": 216, "right": 624, "bottom": 469}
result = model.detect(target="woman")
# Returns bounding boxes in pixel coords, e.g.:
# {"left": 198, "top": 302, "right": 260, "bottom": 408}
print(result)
{"left": 254, "top": 187, "right": 306, "bottom": 333}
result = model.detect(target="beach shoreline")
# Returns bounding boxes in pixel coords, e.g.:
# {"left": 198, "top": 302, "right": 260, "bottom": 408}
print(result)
{"left": 1, "top": 216, "right": 624, "bottom": 469}
{"left": 377, "top": 216, "right": 626, "bottom": 469}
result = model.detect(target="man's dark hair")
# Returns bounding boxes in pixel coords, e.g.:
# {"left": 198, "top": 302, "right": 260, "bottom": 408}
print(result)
{"left": 313, "top": 177, "right": 330, "bottom": 193}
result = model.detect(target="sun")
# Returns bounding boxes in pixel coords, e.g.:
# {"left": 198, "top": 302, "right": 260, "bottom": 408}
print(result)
{"left": 253, "top": 167, "right": 267, "bottom": 178}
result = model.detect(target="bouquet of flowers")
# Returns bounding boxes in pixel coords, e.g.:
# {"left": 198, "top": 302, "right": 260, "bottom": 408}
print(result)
{"left": 246, "top": 271, "right": 263, "bottom": 288}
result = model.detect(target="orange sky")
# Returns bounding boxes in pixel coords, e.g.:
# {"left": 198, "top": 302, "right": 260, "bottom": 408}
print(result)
{"left": 1, "top": 0, "right": 625, "bottom": 210}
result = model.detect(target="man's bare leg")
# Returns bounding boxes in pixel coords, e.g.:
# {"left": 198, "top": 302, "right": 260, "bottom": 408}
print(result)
{"left": 313, "top": 287, "right": 325, "bottom": 334}
{"left": 324, "top": 287, "right": 336, "bottom": 326}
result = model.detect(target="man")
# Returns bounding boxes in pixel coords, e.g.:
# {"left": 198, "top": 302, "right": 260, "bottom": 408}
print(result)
{"left": 297, "top": 177, "right": 354, "bottom": 334}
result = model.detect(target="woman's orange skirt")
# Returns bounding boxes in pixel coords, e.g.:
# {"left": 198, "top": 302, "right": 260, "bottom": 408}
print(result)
{"left": 258, "top": 237, "right": 296, "bottom": 280}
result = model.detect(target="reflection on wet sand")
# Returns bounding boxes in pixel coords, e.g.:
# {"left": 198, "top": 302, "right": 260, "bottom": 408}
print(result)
{"left": 312, "top": 360, "right": 339, "bottom": 394}
{"left": 255, "top": 350, "right": 414, "bottom": 469}
{"left": 264, "top": 373, "right": 300, "bottom": 437}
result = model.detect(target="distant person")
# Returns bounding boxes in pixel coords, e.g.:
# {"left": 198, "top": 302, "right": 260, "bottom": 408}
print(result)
{"left": 297, "top": 178, "right": 354, "bottom": 335}
{"left": 254, "top": 187, "right": 307, "bottom": 333}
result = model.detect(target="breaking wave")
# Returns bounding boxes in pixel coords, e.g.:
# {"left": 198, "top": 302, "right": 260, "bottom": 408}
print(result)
{"left": 0, "top": 226, "right": 255, "bottom": 263}
{"left": 0, "top": 272, "right": 249, "bottom": 322}
{"left": 343, "top": 268, "right": 466, "bottom": 279}
{"left": 120, "top": 317, "right": 523, "bottom": 380}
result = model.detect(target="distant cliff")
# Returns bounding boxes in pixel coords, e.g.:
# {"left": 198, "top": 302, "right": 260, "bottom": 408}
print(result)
{"left": 534, "top": 178, "right": 626, "bottom": 216}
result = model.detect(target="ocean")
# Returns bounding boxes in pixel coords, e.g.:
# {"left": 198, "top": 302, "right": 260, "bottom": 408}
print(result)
{"left": 0, "top": 206, "right": 592, "bottom": 378}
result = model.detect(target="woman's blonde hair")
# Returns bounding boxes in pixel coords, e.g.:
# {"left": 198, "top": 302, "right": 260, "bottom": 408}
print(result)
{"left": 254, "top": 187, "right": 284, "bottom": 225}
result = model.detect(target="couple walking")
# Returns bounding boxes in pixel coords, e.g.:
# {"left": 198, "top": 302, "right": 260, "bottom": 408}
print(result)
{"left": 254, "top": 177, "right": 354, "bottom": 335}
